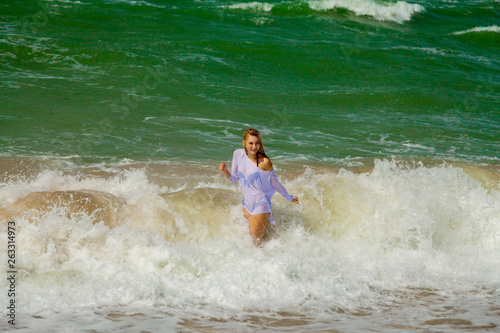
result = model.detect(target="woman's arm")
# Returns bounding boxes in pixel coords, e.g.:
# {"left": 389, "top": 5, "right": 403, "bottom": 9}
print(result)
{"left": 270, "top": 172, "right": 298, "bottom": 203}
{"left": 219, "top": 162, "right": 231, "bottom": 179}
{"left": 219, "top": 150, "right": 240, "bottom": 185}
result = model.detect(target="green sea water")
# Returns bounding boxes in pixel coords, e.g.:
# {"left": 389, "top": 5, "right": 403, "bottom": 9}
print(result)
{"left": 2, "top": 2, "right": 500, "bottom": 332}
{"left": 1, "top": 0, "right": 499, "bottom": 164}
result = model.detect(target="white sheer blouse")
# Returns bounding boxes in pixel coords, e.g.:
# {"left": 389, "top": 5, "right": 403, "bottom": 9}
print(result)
{"left": 228, "top": 149, "right": 294, "bottom": 224}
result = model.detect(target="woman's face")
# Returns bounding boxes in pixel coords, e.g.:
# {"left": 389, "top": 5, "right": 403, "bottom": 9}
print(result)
{"left": 243, "top": 135, "right": 260, "bottom": 156}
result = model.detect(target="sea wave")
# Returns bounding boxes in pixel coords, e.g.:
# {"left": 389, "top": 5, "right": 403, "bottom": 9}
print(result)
{"left": 452, "top": 25, "right": 500, "bottom": 35}
{"left": 227, "top": 1, "right": 275, "bottom": 12}
{"left": 1, "top": 158, "right": 499, "bottom": 319}
{"left": 307, "top": 0, "right": 425, "bottom": 23}
{"left": 225, "top": 0, "right": 425, "bottom": 23}
{"left": 108, "top": 0, "right": 168, "bottom": 8}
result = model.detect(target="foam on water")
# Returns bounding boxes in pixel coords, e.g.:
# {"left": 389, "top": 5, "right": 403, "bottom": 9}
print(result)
{"left": 1, "top": 158, "right": 499, "bottom": 331}
{"left": 453, "top": 25, "right": 500, "bottom": 35}
{"left": 227, "top": 1, "right": 275, "bottom": 12}
{"left": 225, "top": 0, "right": 425, "bottom": 23}
{"left": 307, "top": 0, "right": 425, "bottom": 23}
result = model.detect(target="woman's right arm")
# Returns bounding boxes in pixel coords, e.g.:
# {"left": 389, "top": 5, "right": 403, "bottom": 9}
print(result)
{"left": 219, "top": 162, "right": 231, "bottom": 179}
{"left": 220, "top": 150, "right": 240, "bottom": 185}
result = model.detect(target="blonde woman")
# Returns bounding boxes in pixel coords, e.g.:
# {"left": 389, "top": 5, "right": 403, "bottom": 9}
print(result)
{"left": 219, "top": 129, "right": 299, "bottom": 246}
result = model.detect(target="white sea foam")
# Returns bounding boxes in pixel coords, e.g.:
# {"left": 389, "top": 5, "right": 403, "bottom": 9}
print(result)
{"left": 227, "top": 1, "right": 275, "bottom": 12}
{"left": 453, "top": 25, "right": 500, "bottom": 35}
{"left": 111, "top": 0, "right": 168, "bottom": 8}
{"left": 0, "top": 160, "right": 499, "bottom": 331}
{"left": 225, "top": 0, "right": 425, "bottom": 24}
{"left": 308, "top": 0, "right": 425, "bottom": 23}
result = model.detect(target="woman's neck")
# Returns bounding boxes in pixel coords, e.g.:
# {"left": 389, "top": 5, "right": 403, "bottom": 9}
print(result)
{"left": 246, "top": 151, "right": 258, "bottom": 163}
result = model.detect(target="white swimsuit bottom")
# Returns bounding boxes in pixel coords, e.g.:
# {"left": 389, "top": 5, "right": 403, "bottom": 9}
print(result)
{"left": 244, "top": 201, "right": 271, "bottom": 215}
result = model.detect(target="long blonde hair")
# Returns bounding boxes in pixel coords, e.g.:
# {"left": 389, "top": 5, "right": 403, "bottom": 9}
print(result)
{"left": 242, "top": 128, "right": 267, "bottom": 157}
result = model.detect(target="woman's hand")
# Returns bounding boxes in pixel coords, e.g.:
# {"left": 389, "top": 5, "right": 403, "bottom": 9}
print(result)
{"left": 292, "top": 196, "right": 299, "bottom": 204}
{"left": 219, "top": 162, "right": 230, "bottom": 179}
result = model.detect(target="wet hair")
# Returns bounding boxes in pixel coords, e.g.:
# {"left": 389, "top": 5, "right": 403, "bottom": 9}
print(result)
{"left": 242, "top": 128, "right": 268, "bottom": 158}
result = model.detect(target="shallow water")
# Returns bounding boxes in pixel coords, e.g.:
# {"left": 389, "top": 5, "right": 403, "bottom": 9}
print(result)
{"left": 1, "top": 158, "right": 499, "bottom": 331}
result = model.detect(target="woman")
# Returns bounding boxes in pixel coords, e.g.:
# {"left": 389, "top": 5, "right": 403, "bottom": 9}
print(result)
{"left": 219, "top": 128, "right": 299, "bottom": 246}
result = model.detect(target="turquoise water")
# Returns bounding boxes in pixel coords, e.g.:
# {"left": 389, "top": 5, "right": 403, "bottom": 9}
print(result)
{"left": 1, "top": 0, "right": 498, "bottom": 163}
{"left": 1, "top": 1, "right": 500, "bottom": 332}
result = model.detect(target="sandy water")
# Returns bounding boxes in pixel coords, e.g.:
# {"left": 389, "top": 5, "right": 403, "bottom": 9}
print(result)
{"left": 1, "top": 157, "right": 499, "bottom": 332}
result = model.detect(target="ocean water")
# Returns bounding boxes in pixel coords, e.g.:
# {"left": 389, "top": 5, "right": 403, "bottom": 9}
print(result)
{"left": 1, "top": 0, "right": 499, "bottom": 332}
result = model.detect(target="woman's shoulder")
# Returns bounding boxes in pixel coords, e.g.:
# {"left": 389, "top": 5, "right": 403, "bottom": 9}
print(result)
{"left": 233, "top": 148, "right": 245, "bottom": 156}
{"left": 259, "top": 156, "right": 273, "bottom": 172}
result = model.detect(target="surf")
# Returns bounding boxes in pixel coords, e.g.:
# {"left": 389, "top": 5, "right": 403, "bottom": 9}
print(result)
{"left": 1, "top": 157, "right": 499, "bottom": 330}
{"left": 224, "top": 0, "right": 425, "bottom": 24}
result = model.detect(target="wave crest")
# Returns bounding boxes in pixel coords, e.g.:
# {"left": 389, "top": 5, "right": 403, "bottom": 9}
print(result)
{"left": 453, "top": 25, "right": 500, "bottom": 35}
{"left": 308, "top": 0, "right": 425, "bottom": 23}
{"left": 225, "top": 0, "right": 425, "bottom": 24}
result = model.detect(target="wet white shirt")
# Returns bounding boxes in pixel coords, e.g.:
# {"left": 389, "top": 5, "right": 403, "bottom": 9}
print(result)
{"left": 228, "top": 149, "right": 294, "bottom": 224}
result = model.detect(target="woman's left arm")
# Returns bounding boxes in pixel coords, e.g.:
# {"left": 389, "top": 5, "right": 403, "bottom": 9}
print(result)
{"left": 270, "top": 172, "right": 298, "bottom": 203}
